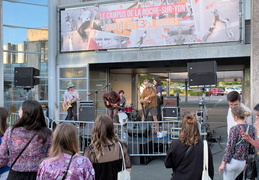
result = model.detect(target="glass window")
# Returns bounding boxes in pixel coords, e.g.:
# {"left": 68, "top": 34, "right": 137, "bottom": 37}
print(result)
{"left": 60, "top": 67, "right": 87, "bottom": 78}
{"left": 3, "top": 0, "right": 49, "bottom": 117}
{"left": 3, "top": 1, "right": 48, "bottom": 28}
{"left": 3, "top": 51, "right": 47, "bottom": 65}
{"left": 3, "top": 26, "right": 48, "bottom": 47}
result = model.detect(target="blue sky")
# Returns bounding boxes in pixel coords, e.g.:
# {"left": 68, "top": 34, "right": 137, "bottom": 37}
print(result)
{"left": 3, "top": 0, "right": 48, "bottom": 45}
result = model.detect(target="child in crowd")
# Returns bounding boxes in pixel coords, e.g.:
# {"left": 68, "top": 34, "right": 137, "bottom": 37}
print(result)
{"left": 37, "top": 122, "right": 95, "bottom": 180}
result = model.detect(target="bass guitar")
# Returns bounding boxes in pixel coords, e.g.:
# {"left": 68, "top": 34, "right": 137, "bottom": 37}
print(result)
{"left": 62, "top": 98, "right": 76, "bottom": 111}
{"left": 62, "top": 92, "right": 92, "bottom": 111}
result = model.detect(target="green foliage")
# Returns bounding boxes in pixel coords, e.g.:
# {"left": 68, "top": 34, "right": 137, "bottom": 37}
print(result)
{"left": 219, "top": 81, "right": 242, "bottom": 86}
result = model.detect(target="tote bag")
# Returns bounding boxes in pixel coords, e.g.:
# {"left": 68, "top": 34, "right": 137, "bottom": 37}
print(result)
{"left": 117, "top": 142, "right": 131, "bottom": 180}
{"left": 202, "top": 140, "right": 212, "bottom": 180}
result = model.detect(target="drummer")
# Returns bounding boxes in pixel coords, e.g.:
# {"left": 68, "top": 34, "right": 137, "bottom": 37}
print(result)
{"left": 118, "top": 90, "right": 126, "bottom": 111}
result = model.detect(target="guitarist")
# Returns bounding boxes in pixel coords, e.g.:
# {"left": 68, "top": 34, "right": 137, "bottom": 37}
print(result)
{"left": 63, "top": 82, "right": 81, "bottom": 120}
{"left": 103, "top": 90, "right": 120, "bottom": 123}
{"left": 141, "top": 79, "right": 159, "bottom": 132}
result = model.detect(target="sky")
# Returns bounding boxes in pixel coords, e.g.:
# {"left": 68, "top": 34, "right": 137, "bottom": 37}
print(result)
{"left": 3, "top": 0, "right": 48, "bottom": 45}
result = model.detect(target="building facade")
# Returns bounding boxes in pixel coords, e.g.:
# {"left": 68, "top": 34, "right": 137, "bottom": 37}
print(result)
{"left": 1, "top": 0, "right": 258, "bottom": 121}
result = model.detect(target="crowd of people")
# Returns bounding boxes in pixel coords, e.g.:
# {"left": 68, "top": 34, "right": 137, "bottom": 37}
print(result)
{"left": 2, "top": 84, "right": 259, "bottom": 179}
{"left": 0, "top": 100, "right": 131, "bottom": 180}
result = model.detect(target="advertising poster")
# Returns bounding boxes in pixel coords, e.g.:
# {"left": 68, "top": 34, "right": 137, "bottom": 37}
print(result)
{"left": 60, "top": 0, "right": 239, "bottom": 52}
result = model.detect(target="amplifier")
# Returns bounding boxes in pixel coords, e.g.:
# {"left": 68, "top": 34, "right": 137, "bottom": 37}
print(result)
{"left": 162, "top": 106, "right": 180, "bottom": 119}
{"left": 79, "top": 106, "right": 95, "bottom": 121}
{"left": 163, "top": 96, "right": 179, "bottom": 107}
{"left": 80, "top": 101, "right": 94, "bottom": 107}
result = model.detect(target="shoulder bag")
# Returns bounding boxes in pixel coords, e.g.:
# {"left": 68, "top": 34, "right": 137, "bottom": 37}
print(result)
{"left": 202, "top": 140, "right": 212, "bottom": 180}
{"left": 174, "top": 145, "right": 193, "bottom": 170}
{"left": 61, "top": 154, "right": 74, "bottom": 180}
{"left": 6, "top": 132, "right": 37, "bottom": 179}
{"left": 117, "top": 142, "right": 131, "bottom": 180}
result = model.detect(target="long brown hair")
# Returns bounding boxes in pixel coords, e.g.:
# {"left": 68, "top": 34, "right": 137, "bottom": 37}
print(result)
{"left": 0, "top": 107, "right": 9, "bottom": 137}
{"left": 49, "top": 123, "right": 79, "bottom": 158}
{"left": 91, "top": 115, "right": 120, "bottom": 158}
{"left": 179, "top": 114, "right": 201, "bottom": 146}
{"left": 13, "top": 100, "right": 51, "bottom": 142}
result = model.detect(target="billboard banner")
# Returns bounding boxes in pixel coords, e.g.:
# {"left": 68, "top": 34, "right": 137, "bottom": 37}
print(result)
{"left": 60, "top": 0, "right": 239, "bottom": 52}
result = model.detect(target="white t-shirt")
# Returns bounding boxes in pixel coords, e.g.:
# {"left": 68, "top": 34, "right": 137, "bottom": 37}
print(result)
{"left": 227, "top": 103, "right": 253, "bottom": 136}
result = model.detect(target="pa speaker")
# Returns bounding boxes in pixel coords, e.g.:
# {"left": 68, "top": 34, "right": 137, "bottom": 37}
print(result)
{"left": 14, "top": 67, "right": 40, "bottom": 87}
{"left": 188, "top": 61, "right": 217, "bottom": 86}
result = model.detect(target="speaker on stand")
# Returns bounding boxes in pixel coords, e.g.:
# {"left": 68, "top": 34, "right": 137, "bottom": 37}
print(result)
{"left": 188, "top": 61, "right": 217, "bottom": 86}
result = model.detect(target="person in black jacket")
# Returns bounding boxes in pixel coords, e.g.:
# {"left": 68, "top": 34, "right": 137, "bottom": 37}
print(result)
{"left": 164, "top": 113, "right": 214, "bottom": 180}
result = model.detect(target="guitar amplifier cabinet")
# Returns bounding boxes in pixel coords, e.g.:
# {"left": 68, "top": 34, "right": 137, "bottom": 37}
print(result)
{"left": 162, "top": 106, "right": 180, "bottom": 119}
{"left": 163, "top": 96, "right": 179, "bottom": 107}
{"left": 79, "top": 106, "right": 95, "bottom": 121}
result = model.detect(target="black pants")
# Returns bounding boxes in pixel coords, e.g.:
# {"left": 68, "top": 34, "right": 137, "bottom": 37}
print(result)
{"left": 65, "top": 102, "right": 77, "bottom": 120}
{"left": 7, "top": 169, "right": 37, "bottom": 180}
{"left": 235, "top": 171, "right": 243, "bottom": 180}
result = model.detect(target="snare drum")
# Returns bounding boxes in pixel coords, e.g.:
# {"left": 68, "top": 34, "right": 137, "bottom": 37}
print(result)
{"left": 118, "top": 112, "right": 128, "bottom": 125}
{"left": 125, "top": 106, "right": 133, "bottom": 113}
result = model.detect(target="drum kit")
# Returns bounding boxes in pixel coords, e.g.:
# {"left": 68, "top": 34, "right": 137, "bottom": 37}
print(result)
{"left": 118, "top": 104, "right": 140, "bottom": 125}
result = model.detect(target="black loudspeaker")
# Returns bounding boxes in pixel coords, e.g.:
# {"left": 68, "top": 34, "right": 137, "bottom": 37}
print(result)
{"left": 188, "top": 61, "right": 217, "bottom": 86}
{"left": 14, "top": 67, "right": 40, "bottom": 87}
{"left": 79, "top": 107, "right": 95, "bottom": 121}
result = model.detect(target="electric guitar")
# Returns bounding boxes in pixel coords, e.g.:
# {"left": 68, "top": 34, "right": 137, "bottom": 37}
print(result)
{"left": 104, "top": 102, "right": 124, "bottom": 110}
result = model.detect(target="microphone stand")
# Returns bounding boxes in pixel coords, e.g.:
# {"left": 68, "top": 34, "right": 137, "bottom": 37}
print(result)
{"left": 89, "top": 83, "right": 110, "bottom": 117}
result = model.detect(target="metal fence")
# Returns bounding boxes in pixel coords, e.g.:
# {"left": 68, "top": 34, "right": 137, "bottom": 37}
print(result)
{"left": 9, "top": 113, "right": 182, "bottom": 156}
{"left": 9, "top": 113, "right": 51, "bottom": 129}
{"left": 49, "top": 119, "right": 182, "bottom": 156}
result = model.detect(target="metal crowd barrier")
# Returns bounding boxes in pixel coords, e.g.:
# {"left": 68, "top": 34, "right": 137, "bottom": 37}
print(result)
{"left": 9, "top": 113, "right": 51, "bottom": 129}
{"left": 49, "top": 119, "right": 182, "bottom": 156}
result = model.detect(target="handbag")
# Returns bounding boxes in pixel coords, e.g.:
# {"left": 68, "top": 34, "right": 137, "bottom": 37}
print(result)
{"left": 117, "top": 142, "right": 131, "bottom": 180}
{"left": 245, "top": 155, "right": 258, "bottom": 179}
{"left": 202, "top": 140, "right": 212, "bottom": 180}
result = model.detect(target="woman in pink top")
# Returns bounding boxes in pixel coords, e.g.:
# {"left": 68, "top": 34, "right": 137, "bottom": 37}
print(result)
{"left": 37, "top": 123, "right": 95, "bottom": 180}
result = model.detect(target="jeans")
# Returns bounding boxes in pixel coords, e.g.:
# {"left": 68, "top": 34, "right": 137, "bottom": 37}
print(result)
{"left": 223, "top": 158, "right": 246, "bottom": 180}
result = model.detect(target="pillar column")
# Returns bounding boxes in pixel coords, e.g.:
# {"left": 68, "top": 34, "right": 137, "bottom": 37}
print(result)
{"left": 251, "top": 0, "right": 259, "bottom": 109}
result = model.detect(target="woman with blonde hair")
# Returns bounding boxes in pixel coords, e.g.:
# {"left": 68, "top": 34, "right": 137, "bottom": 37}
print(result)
{"left": 84, "top": 115, "right": 131, "bottom": 180}
{"left": 37, "top": 122, "right": 95, "bottom": 179}
{"left": 164, "top": 113, "right": 214, "bottom": 180}
{"left": 219, "top": 105, "right": 255, "bottom": 179}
